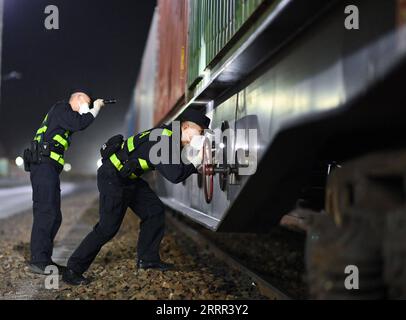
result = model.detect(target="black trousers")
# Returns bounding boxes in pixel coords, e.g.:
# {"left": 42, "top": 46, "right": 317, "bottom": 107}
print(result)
{"left": 67, "top": 178, "right": 165, "bottom": 275}
{"left": 30, "top": 162, "right": 62, "bottom": 264}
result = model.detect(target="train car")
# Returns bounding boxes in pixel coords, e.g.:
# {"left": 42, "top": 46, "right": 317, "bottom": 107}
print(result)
{"left": 132, "top": 0, "right": 406, "bottom": 298}
{"left": 134, "top": 8, "right": 159, "bottom": 133}
{"left": 124, "top": 96, "right": 136, "bottom": 139}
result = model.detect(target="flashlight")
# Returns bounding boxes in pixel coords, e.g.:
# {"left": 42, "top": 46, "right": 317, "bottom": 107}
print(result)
{"left": 103, "top": 99, "right": 117, "bottom": 104}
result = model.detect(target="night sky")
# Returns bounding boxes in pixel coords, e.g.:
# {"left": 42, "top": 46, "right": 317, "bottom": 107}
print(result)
{"left": 0, "top": 0, "right": 156, "bottom": 173}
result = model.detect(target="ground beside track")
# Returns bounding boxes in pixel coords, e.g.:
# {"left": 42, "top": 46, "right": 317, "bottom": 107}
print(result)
{"left": 200, "top": 226, "right": 307, "bottom": 299}
{"left": 53, "top": 206, "right": 267, "bottom": 300}
{"left": 0, "top": 192, "right": 267, "bottom": 300}
{"left": 171, "top": 215, "right": 307, "bottom": 299}
{"left": 0, "top": 183, "right": 98, "bottom": 299}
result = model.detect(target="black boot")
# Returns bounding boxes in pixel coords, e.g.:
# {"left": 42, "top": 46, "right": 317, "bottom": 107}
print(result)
{"left": 62, "top": 268, "right": 90, "bottom": 286}
{"left": 28, "top": 263, "right": 48, "bottom": 275}
{"left": 137, "top": 259, "right": 174, "bottom": 271}
{"left": 51, "top": 261, "right": 67, "bottom": 273}
{"left": 28, "top": 261, "right": 66, "bottom": 275}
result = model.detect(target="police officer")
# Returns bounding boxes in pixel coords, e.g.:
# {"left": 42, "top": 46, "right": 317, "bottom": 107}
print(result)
{"left": 62, "top": 109, "right": 210, "bottom": 285}
{"left": 27, "top": 91, "right": 105, "bottom": 274}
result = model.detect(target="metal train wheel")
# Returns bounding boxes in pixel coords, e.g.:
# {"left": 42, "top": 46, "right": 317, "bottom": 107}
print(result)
{"left": 197, "top": 171, "right": 203, "bottom": 188}
{"left": 307, "top": 150, "right": 406, "bottom": 299}
{"left": 219, "top": 121, "right": 229, "bottom": 191}
{"left": 202, "top": 137, "right": 214, "bottom": 203}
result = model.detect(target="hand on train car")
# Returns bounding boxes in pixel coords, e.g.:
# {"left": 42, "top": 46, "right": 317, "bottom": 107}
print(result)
{"left": 187, "top": 146, "right": 203, "bottom": 169}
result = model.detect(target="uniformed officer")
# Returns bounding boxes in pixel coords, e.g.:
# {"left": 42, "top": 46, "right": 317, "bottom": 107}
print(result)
{"left": 62, "top": 109, "right": 210, "bottom": 285}
{"left": 26, "top": 91, "right": 105, "bottom": 274}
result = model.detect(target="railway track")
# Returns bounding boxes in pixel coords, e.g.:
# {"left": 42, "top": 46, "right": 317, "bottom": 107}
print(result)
{"left": 166, "top": 212, "right": 293, "bottom": 300}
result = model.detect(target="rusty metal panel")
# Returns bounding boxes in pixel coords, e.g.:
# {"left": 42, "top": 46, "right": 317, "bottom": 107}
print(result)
{"left": 398, "top": 0, "right": 406, "bottom": 26}
{"left": 155, "top": 0, "right": 189, "bottom": 125}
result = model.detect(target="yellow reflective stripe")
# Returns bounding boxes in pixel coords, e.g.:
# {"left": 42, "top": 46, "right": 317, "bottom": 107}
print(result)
{"left": 53, "top": 135, "right": 69, "bottom": 151}
{"left": 36, "top": 126, "right": 48, "bottom": 135}
{"left": 127, "top": 136, "right": 135, "bottom": 152}
{"left": 162, "top": 128, "right": 172, "bottom": 137}
{"left": 109, "top": 153, "right": 123, "bottom": 171}
{"left": 50, "top": 152, "right": 65, "bottom": 166}
{"left": 64, "top": 131, "right": 70, "bottom": 138}
{"left": 139, "top": 131, "right": 151, "bottom": 139}
{"left": 34, "top": 136, "right": 41, "bottom": 142}
{"left": 129, "top": 173, "right": 138, "bottom": 179}
{"left": 138, "top": 158, "right": 149, "bottom": 171}
{"left": 109, "top": 154, "right": 138, "bottom": 179}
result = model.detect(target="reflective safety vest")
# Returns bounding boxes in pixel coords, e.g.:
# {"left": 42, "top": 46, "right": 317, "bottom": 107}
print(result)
{"left": 109, "top": 127, "right": 173, "bottom": 179}
{"left": 33, "top": 111, "right": 71, "bottom": 166}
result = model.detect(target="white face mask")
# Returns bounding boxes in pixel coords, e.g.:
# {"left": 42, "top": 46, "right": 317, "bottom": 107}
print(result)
{"left": 190, "top": 134, "right": 205, "bottom": 150}
{"left": 78, "top": 102, "right": 90, "bottom": 115}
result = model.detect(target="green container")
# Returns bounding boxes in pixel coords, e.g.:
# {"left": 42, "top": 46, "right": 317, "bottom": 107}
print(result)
{"left": 188, "top": 0, "right": 266, "bottom": 88}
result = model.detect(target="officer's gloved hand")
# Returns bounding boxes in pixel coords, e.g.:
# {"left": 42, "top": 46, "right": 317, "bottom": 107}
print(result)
{"left": 186, "top": 135, "right": 205, "bottom": 169}
{"left": 90, "top": 99, "right": 105, "bottom": 118}
{"left": 184, "top": 144, "right": 203, "bottom": 169}
{"left": 190, "top": 150, "right": 203, "bottom": 169}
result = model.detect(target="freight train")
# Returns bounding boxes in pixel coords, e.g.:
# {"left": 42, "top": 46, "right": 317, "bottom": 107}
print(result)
{"left": 127, "top": 0, "right": 406, "bottom": 298}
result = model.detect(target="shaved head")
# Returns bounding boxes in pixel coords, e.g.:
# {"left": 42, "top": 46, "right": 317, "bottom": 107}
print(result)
{"left": 69, "top": 92, "right": 91, "bottom": 112}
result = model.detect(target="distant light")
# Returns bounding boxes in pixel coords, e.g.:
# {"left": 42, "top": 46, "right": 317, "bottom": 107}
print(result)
{"left": 15, "top": 156, "right": 24, "bottom": 167}
{"left": 64, "top": 163, "right": 72, "bottom": 172}
{"left": 97, "top": 158, "right": 103, "bottom": 169}
{"left": 3, "top": 71, "right": 23, "bottom": 81}
{"left": 219, "top": 143, "right": 226, "bottom": 149}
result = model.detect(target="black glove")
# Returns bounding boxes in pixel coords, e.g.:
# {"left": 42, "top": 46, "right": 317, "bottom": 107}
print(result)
{"left": 100, "top": 134, "right": 124, "bottom": 160}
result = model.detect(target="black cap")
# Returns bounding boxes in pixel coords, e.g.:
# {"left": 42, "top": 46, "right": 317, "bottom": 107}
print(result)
{"left": 180, "top": 109, "right": 211, "bottom": 129}
{"left": 69, "top": 87, "right": 94, "bottom": 99}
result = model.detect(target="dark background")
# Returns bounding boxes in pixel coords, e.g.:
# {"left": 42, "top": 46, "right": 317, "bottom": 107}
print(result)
{"left": 0, "top": 0, "right": 156, "bottom": 173}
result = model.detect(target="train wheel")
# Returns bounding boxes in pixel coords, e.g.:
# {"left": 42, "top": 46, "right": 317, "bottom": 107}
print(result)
{"left": 306, "top": 150, "right": 406, "bottom": 299}
{"left": 219, "top": 121, "right": 230, "bottom": 191}
{"left": 383, "top": 206, "right": 406, "bottom": 299}
{"left": 202, "top": 137, "right": 214, "bottom": 203}
{"left": 306, "top": 209, "right": 385, "bottom": 299}
{"left": 197, "top": 171, "right": 203, "bottom": 188}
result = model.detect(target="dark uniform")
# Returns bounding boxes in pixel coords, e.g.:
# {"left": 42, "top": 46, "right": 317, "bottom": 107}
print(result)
{"left": 67, "top": 124, "right": 197, "bottom": 275}
{"left": 29, "top": 101, "right": 95, "bottom": 266}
